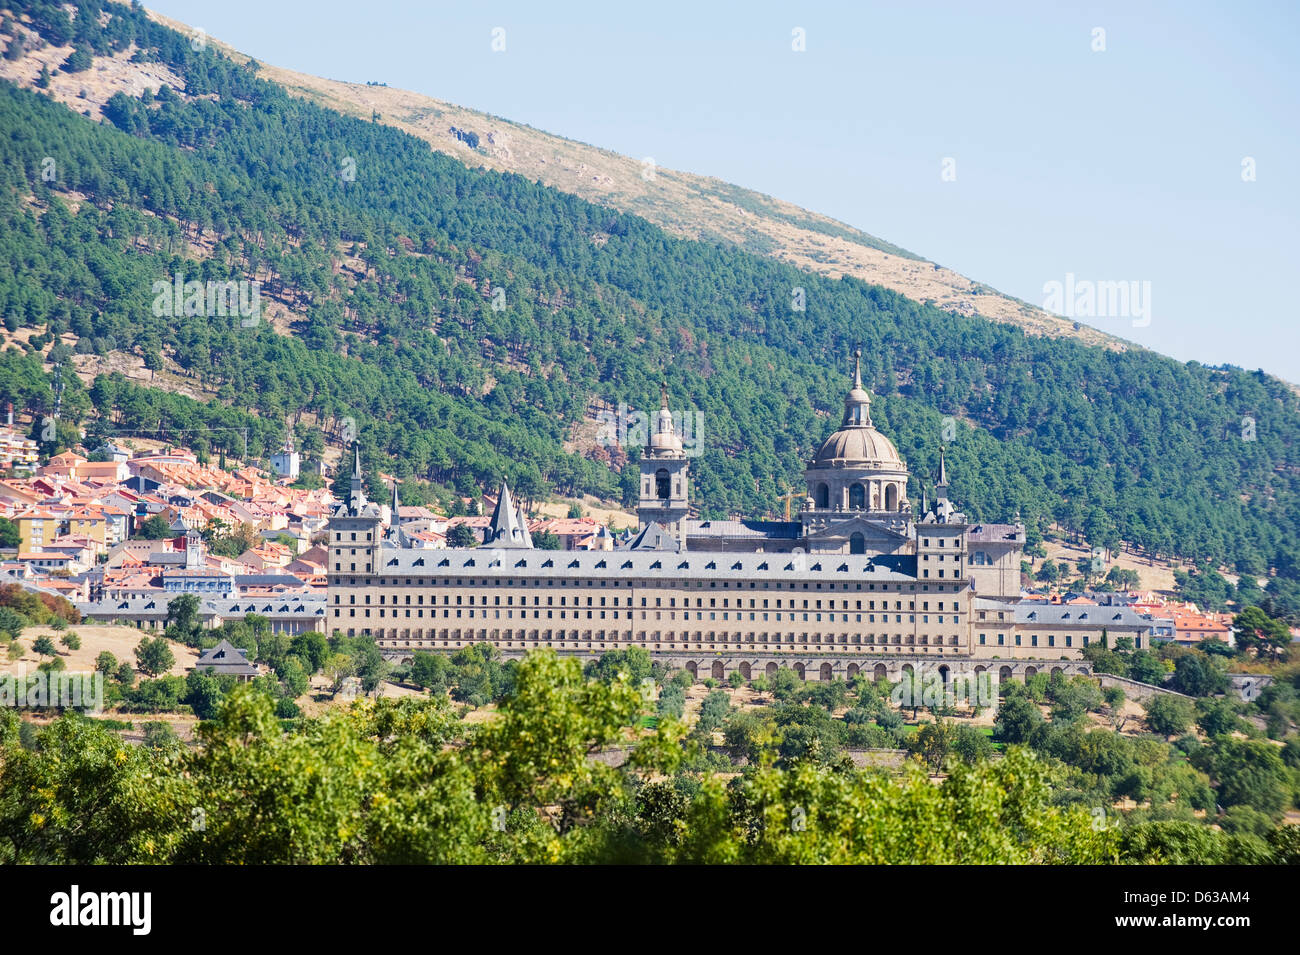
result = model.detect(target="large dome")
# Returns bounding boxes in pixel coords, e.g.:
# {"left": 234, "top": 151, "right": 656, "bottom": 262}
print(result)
{"left": 812, "top": 425, "right": 904, "bottom": 469}
{"left": 808, "top": 354, "right": 905, "bottom": 470}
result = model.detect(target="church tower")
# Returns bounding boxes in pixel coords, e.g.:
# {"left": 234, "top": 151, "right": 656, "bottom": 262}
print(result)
{"left": 328, "top": 444, "right": 383, "bottom": 578}
{"left": 638, "top": 382, "right": 690, "bottom": 549}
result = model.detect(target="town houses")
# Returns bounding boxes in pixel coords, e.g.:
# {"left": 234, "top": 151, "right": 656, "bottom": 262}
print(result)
{"left": 0, "top": 440, "right": 334, "bottom": 635}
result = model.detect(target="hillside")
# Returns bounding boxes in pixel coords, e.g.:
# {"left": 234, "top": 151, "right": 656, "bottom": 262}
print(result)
{"left": 0, "top": 0, "right": 1298, "bottom": 620}
{"left": 140, "top": 9, "right": 1120, "bottom": 352}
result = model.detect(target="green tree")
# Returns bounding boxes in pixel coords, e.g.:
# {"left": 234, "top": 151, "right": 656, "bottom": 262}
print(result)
{"left": 951, "top": 724, "right": 993, "bottom": 764}
{"left": 447, "top": 524, "right": 478, "bottom": 548}
{"left": 994, "top": 687, "right": 1043, "bottom": 744}
{"left": 135, "top": 515, "right": 173, "bottom": 540}
{"left": 1232, "top": 606, "right": 1291, "bottom": 662}
{"left": 164, "top": 593, "right": 202, "bottom": 646}
{"left": 1191, "top": 739, "right": 1291, "bottom": 817}
{"left": 141, "top": 722, "right": 179, "bottom": 750}
{"left": 768, "top": 667, "right": 800, "bottom": 701}
{"left": 696, "top": 690, "right": 731, "bottom": 735}
{"left": 1195, "top": 697, "right": 1242, "bottom": 738}
{"left": 277, "top": 655, "right": 310, "bottom": 699}
{"left": 908, "top": 719, "right": 955, "bottom": 773}
{"left": 1143, "top": 695, "right": 1194, "bottom": 737}
{"left": 59, "top": 44, "right": 93, "bottom": 73}
{"left": 448, "top": 643, "right": 505, "bottom": 707}
{"left": 1170, "top": 655, "right": 1227, "bottom": 697}
{"left": 290, "top": 632, "right": 330, "bottom": 673}
{"left": 409, "top": 651, "right": 452, "bottom": 692}
{"left": 584, "top": 647, "right": 653, "bottom": 686}
{"left": 722, "top": 710, "right": 770, "bottom": 763}
{"left": 31, "top": 635, "right": 56, "bottom": 658}
{"left": 135, "top": 635, "right": 175, "bottom": 678}
{"left": 0, "top": 607, "right": 26, "bottom": 637}
{"left": 183, "top": 671, "right": 227, "bottom": 720}
{"left": 656, "top": 683, "right": 686, "bottom": 719}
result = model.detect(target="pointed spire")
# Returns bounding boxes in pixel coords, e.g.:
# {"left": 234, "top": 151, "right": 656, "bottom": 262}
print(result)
{"left": 841, "top": 349, "right": 872, "bottom": 427}
{"left": 660, "top": 380, "right": 669, "bottom": 411}
{"left": 348, "top": 444, "right": 366, "bottom": 514}
{"left": 516, "top": 501, "right": 534, "bottom": 548}
{"left": 936, "top": 446, "right": 949, "bottom": 488}
{"left": 490, "top": 479, "right": 514, "bottom": 528}
{"left": 487, "top": 479, "right": 531, "bottom": 548}
{"left": 384, "top": 477, "right": 409, "bottom": 547}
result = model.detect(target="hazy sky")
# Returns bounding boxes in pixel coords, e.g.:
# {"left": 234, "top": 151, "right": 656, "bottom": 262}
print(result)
{"left": 150, "top": 1, "right": 1300, "bottom": 381}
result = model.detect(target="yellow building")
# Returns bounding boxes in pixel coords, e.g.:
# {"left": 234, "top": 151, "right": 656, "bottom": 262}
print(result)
{"left": 14, "top": 508, "right": 58, "bottom": 552}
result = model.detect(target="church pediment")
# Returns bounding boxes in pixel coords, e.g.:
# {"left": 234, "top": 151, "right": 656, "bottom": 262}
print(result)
{"left": 807, "top": 516, "right": 910, "bottom": 542}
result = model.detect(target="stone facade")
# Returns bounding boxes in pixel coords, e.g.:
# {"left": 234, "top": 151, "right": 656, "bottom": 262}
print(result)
{"left": 328, "top": 358, "right": 1155, "bottom": 673}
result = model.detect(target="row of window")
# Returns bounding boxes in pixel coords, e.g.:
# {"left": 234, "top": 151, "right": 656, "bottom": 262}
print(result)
{"left": 353, "top": 627, "right": 964, "bottom": 646}
{"left": 335, "top": 591, "right": 956, "bottom": 612}
{"left": 331, "top": 574, "right": 960, "bottom": 594}
{"left": 977, "top": 632, "right": 1142, "bottom": 649}
{"left": 335, "top": 605, "right": 961, "bottom": 627}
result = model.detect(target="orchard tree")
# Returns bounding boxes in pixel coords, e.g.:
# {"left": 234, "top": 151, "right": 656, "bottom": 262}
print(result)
{"left": 995, "top": 685, "right": 1043, "bottom": 744}
{"left": 909, "top": 720, "right": 956, "bottom": 773}
{"left": 135, "top": 635, "right": 175, "bottom": 678}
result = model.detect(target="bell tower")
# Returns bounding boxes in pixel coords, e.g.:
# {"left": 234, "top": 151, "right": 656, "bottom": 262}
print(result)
{"left": 637, "top": 382, "right": 690, "bottom": 549}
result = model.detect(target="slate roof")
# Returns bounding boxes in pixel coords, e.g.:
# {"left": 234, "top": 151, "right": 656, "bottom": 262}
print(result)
{"left": 192, "top": 639, "right": 260, "bottom": 678}
{"left": 372, "top": 546, "right": 922, "bottom": 584}
{"left": 1013, "top": 602, "right": 1153, "bottom": 629}
{"left": 621, "top": 521, "right": 681, "bottom": 552}
{"left": 686, "top": 519, "right": 802, "bottom": 539}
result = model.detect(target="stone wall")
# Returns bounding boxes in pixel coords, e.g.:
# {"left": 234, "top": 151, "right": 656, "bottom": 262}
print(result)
{"left": 1093, "top": 672, "right": 1190, "bottom": 701}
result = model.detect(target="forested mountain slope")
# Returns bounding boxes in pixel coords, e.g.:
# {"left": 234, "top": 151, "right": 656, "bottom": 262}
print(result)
{"left": 0, "top": 1, "right": 1297, "bottom": 614}
{"left": 140, "top": 7, "right": 1113, "bottom": 349}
